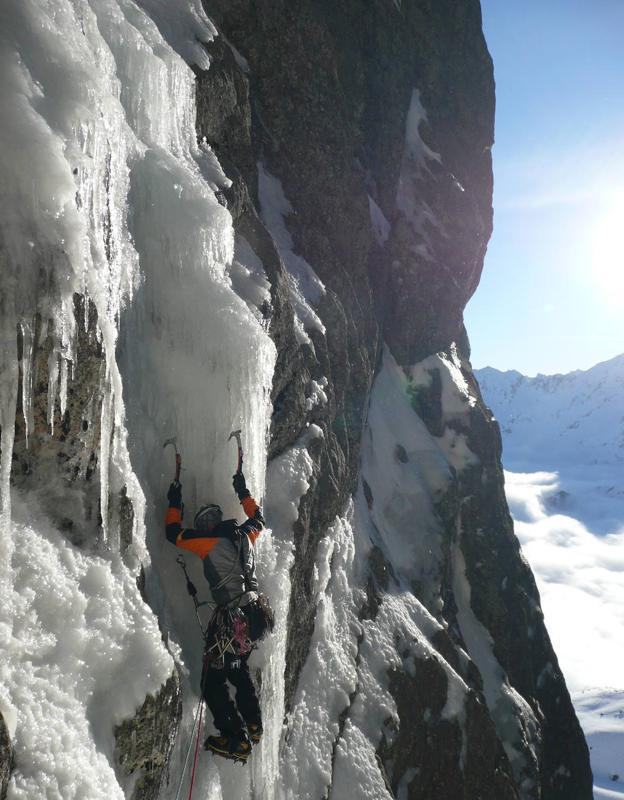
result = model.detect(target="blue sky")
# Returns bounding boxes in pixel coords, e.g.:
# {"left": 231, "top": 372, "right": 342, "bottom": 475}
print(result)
{"left": 464, "top": 0, "right": 624, "bottom": 376}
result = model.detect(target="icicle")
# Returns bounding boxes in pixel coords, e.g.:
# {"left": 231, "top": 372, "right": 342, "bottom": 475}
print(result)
{"left": 47, "top": 348, "right": 60, "bottom": 435}
{"left": 82, "top": 291, "right": 89, "bottom": 333}
{"left": 99, "top": 367, "right": 114, "bottom": 546}
{"left": 0, "top": 323, "right": 18, "bottom": 571}
{"left": 39, "top": 318, "right": 49, "bottom": 345}
{"left": 60, "top": 293, "right": 77, "bottom": 369}
{"left": 20, "top": 320, "right": 35, "bottom": 448}
{"left": 59, "top": 358, "right": 69, "bottom": 419}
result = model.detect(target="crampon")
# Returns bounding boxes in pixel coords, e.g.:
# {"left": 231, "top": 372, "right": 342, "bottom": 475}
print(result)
{"left": 204, "top": 734, "right": 251, "bottom": 764}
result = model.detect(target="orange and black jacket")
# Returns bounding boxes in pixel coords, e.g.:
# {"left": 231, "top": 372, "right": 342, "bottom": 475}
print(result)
{"left": 165, "top": 495, "right": 265, "bottom": 607}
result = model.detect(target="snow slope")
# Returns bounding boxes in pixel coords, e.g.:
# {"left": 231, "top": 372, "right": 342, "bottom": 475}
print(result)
{"left": 478, "top": 354, "right": 624, "bottom": 535}
{"left": 477, "top": 353, "right": 624, "bottom": 470}
{"left": 478, "top": 357, "right": 624, "bottom": 797}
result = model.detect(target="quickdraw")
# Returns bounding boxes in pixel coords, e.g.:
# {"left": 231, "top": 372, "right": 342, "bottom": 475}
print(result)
{"left": 204, "top": 605, "right": 253, "bottom": 669}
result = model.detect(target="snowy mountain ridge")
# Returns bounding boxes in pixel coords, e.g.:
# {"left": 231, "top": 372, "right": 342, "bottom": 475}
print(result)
{"left": 476, "top": 352, "right": 624, "bottom": 470}
{"left": 477, "top": 354, "right": 624, "bottom": 798}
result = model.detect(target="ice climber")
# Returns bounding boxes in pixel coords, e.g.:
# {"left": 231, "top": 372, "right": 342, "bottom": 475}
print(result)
{"left": 165, "top": 470, "right": 273, "bottom": 763}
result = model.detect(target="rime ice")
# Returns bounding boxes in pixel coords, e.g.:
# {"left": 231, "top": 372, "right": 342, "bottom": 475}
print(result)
{"left": 0, "top": 0, "right": 273, "bottom": 796}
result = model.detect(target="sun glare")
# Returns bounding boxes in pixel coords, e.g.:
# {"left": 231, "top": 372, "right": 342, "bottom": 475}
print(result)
{"left": 590, "top": 201, "right": 624, "bottom": 298}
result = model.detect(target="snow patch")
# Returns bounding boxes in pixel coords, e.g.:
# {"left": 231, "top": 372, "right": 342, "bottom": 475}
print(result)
{"left": 257, "top": 162, "right": 326, "bottom": 344}
{"left": 228, "top": 234, "right": 272, "bottom": 319}
{"left": 395, "top": 89, "right": 443, "bottom": 261}
{"left": 283, "top": 512, "right": 360, "bottom": 800}
{"left": 403, "top": 90, "right": 441, "bottom": 168}
{"left": 306, "top": 377, "right": 329, "bottom": 411}
{"left": 452, "top": 529, "right": 540, "bottom": 797}
{"left": 252, "top": 425, "right": 324, "bottom": 799}
{"left": 409, "top": 344, "right": 476, "bottom": 415}
{"left": 368, "top": 195, "right": 391, "bottom": 246}
{"left": 397, "top": 768, "right": 418, "bottom": 800}
{"left": 1, "top": 498, "right": 172, "bottom": 799}
{"left": 362, "top": 349, "right": 450, "bottom": 591}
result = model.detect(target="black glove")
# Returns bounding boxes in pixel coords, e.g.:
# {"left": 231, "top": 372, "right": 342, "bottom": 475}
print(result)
{"left": 167, "top": 481, "right": 182, "bottom": 508}
{"left": 233, "top": 472, "right": 250, "bottom": 500}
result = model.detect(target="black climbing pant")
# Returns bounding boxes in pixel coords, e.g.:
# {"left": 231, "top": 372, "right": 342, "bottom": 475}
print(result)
{"left": 203, "top": 652, "right": 261, "bottom": 737}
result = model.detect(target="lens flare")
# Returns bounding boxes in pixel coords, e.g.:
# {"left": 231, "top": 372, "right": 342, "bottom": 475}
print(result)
{"left": 591, "top": 201, "right": 624, "bottom": 299}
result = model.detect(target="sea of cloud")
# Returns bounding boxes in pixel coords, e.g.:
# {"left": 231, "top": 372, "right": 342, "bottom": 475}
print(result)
{"left": 504, "top": 469, "right": 624, "bottom": 797}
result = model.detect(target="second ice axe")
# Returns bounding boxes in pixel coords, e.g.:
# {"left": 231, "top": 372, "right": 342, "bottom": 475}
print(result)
{"left": 229, "top": 428, "right": 243, "bottom": 473}
{"left": 163, "top": 436, "right": 182, "bottom": 483}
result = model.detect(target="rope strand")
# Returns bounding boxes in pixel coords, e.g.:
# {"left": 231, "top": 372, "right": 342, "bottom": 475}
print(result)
{"left": 174, "top": 697, "right": 203, "bottom": 800}
{"left": 187, "top": 702, "right": 204, "bottom": 800}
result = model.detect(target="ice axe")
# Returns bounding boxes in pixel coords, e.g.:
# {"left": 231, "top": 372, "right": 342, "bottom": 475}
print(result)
{"left": 229, "top": 428, "right": 243, "bottom": 473}
{"left": 163, "top": 436, "right": 182, "bottom": 483}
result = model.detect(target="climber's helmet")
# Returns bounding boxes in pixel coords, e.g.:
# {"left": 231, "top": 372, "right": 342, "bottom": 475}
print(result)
{"left": 194, "top": 503, "right": 223, "bottom": 531}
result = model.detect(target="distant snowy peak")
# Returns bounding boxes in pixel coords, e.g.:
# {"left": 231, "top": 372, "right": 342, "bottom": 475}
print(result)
{"left": 476, "top": 354, "right": 624, "bottom": 469}
{"left": 478, "top": 353, "right": 624, "bottom": 398}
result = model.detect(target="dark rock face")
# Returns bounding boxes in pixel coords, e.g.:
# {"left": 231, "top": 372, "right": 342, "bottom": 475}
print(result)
{"left": 405, "top": 344, "right": 593, "bottom": 799}
{"left": 114, "top": 672, "right": 182, "bottom": 800}
{"left": 196, "top": 1, "right": 592, "bottom": 797}
{"left": 0, "top": 712, "right": 13, "bottom": 800}
{"left": 204, "top": 0, "right": 493, "bottom": 365}
{"left": 362, "top": 537, "right": 520, "bottom": 797}
{"left": 383, "top": 660, "right": 519, "bottom": 800}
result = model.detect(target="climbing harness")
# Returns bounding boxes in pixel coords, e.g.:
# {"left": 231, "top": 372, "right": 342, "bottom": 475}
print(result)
{"left": 204, "top": 605, "right": 253, "bottom": 668}
{"left": 204, "top": 595, "right": 275, "bottom": 668}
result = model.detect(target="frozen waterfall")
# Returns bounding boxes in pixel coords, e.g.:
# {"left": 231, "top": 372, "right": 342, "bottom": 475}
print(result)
{"left": 0, "top": 0, "right": 278, "bottom": 796}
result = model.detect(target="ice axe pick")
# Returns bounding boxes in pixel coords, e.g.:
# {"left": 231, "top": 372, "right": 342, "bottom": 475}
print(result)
{"left": 229, "top": 428, "right": 243, "bottom": 473}
{"left": 163, "top": 437, "right": 182, "bottom": 483}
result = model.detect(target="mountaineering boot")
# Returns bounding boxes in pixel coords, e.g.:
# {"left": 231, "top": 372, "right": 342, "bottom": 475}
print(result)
{"left": 204, "top": 734, "right": 252, "bottom": 763}
{"left": 247, "top": 722, "right": 263, "bottom": 744}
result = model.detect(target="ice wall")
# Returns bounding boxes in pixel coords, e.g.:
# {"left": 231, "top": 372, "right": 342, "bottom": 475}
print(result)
{"left": 0, "top": 0, "right": 277, "bottom": 797}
